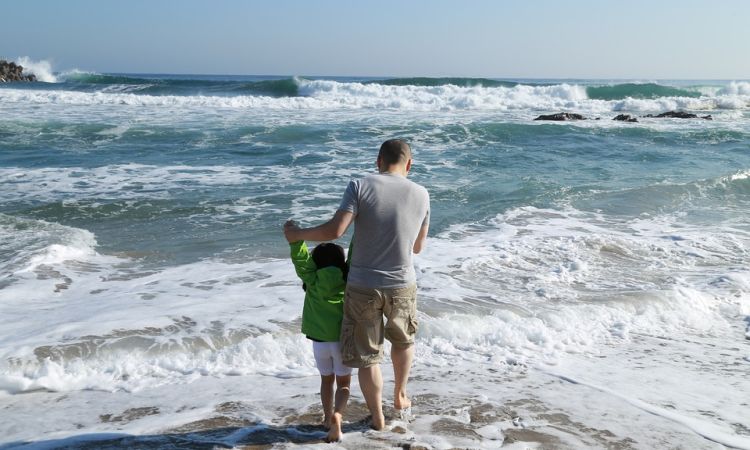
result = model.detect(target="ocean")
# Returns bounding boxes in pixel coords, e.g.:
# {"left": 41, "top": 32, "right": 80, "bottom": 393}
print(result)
{"left": 1, "top": 70, "right": 749, "bottom": 449}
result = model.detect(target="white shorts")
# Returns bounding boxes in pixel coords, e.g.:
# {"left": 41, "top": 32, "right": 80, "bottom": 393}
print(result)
{"left": 312, "top": 341, "right": 352, "bottom": 377}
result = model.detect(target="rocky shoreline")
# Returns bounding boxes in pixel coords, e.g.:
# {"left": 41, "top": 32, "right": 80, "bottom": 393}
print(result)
{"left": 534, "top": 111, "right": 713, "bottom": 122}
{"left": 0, "top": 59, "right": 37, "bottom": 82}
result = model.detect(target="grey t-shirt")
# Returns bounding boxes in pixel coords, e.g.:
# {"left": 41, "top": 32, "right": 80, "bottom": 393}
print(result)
{"left": 338, "top": 172, "right": 430, "bottom": 289}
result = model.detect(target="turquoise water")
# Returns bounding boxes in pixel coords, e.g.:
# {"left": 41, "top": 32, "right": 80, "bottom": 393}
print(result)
{"left": 2, "top": 75, "right": 749, "bottom": 269}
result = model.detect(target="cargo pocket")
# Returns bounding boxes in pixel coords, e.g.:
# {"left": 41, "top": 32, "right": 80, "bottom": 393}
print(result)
{"left": 345, "top": 287, "right": 380, "bottom": 321}
{"left": 340, "top": 322, "right": 356, "bottom": 365}
{"left": 408, "top": 314, "right": 418, "bottom": 336}
{"left": 385, "top": 296, "right": 416, "bottom": 345}
{"left": 391, "top": 295, "right": 414, "bottom": 314}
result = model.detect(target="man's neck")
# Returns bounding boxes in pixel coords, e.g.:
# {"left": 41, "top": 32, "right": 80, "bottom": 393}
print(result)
{"left": 379, "top": 165, "right": 408, "bottom": 177}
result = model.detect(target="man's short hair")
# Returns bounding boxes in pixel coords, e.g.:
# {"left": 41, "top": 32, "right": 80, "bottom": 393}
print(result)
{"left": 378, "top": 139, "right": 412, "bottom": 166}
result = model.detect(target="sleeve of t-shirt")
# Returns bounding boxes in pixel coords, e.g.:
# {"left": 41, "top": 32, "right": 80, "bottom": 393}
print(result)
{"left": 338, "top": 180, "right": 358, "bottom": 215}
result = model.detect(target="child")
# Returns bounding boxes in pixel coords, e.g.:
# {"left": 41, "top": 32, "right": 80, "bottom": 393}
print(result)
{"left": 284, "top": 220, "right": 351, "bottom": 443}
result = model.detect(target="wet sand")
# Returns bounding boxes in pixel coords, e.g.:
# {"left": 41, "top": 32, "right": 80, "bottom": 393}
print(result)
{"left": 1, "top": 353, "right": 731, "bottom": 450}
{"left": 6, "top": 393, "right": 633, "bottom": 449}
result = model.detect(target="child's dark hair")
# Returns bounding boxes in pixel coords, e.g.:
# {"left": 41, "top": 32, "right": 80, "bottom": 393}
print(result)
{"left": 302, "top": 243, "right": 348, "bottom": 291}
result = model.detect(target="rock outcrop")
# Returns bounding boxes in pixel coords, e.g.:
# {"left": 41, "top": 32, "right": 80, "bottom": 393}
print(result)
{"left": 640, "top": 111, "right": 713, "bottom": 120}
{"left": 613, "top": 114, "right": 638, "bottom": 123}
{"left": 533, "top": 112, "right": 587, "bottom": 121}
{"left": 533, "top": 111, "right": 713, "bottom": 123}
{"left": 0, "top": 60, "right": 37, "bottom": 82}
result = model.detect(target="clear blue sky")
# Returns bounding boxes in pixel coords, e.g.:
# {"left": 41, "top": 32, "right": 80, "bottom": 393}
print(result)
{"left": 2, "top": 0, "right": 748, "bottom": 78}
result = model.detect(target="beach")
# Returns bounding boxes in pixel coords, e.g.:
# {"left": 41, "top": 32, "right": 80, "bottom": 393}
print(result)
{"left": 4, "top": 347, "right": 746, "bottom": 449}
{"left": 1, "top": 73, "right": 749, "bottom": 449}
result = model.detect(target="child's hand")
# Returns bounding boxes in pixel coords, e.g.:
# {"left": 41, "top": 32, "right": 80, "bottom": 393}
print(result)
{"left": 283, "top": 220, "right": 300, "bottom": 243}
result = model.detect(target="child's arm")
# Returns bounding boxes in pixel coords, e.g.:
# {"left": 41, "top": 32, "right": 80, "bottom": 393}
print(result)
{"left": 284, "top": 220, "right": 317, "bottom": 285}
{"left": 289, "top": 240, "right": 317, "bottom": 287}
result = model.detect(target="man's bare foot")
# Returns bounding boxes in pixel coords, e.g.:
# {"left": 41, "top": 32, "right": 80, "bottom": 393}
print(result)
{"left": 325, "top": 412, "right": 343, "bottom": 442}
{"left": 394, "top": 391, "right": 411, "bottom": 410}
{"left": 322, "top": 414, "right": 332, "bottom": 431}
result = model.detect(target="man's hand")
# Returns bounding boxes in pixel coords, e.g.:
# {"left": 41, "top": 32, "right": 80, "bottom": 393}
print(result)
{"left": 283, "top": 219, "right": 301, "bottom": 243}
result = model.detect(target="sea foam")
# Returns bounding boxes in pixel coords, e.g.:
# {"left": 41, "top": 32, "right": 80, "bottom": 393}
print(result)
{"left": 14, "top": 57, "right": 57, "bottom": 83}
{"left": 2, "top": 80, "right": 748, "bottom": 113}
{"left": 2, "top": 201, "right": 745, "bottom": 395}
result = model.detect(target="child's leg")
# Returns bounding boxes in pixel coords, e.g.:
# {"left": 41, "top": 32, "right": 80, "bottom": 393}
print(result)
{"left": 320, "top": 374, "right": 335, "bottom": 428}
{"left": 313, "top": 342, "right": 336, "bottom": 428}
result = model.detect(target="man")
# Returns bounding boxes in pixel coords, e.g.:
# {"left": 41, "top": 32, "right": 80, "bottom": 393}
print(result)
{"left": 284, "top": 139, "right": 430, "bottom": 431}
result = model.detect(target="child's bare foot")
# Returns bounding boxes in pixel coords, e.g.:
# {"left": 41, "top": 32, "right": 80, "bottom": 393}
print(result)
{"left": 325, "top": 412, "right": 343, "bottom": 442}
{"left": 370, "top": 412, "right": 385, "bottom": 431}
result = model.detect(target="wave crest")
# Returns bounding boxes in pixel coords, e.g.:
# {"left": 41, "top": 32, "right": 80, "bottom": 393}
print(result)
{"left": 587, "top": 83, "right": 701, "bottom": 100}
{"left": 2, "top": 77, "right": 749, "bottom": 113}
{"left": 718, "top": 81, "right": 750, "bottom": 96}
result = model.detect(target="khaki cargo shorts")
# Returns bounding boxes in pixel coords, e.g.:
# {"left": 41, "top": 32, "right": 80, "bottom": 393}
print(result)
{"left": 340, "top": 283, "right": 418, "bottom": 368}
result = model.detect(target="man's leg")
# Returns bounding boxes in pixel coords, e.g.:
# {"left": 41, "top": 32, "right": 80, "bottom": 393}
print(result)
{"left": 383, "top": 284, "right": 418, "bottom": 412}
{"left": 391, "top": 344, "right": 414, "bottom": 410}
{"left": 358, "top": 364, "right": 385, "bottom": 430}
{"left": 326, "top": 374, "right": 351, "bottom": 442}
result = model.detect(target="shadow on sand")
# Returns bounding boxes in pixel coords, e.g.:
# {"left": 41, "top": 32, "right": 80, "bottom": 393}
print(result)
{"left": 0, "top": 418, "right": 374, "bottom": 450}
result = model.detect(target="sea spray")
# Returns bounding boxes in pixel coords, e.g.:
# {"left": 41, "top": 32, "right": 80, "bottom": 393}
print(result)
{"left": 14, "top": 56, "right": 57, "bottom": 82}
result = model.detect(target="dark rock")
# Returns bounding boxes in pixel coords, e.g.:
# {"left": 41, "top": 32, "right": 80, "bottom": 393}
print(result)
{"left": 643, "top": 111, "right": 698, "bottom": 119}
{"left": 657, "top": 111, "right": 698, "bottom": 119}
{"left": 533, "top": 112, "right": 587, "bottom": 121}
{"left": 642, "top": 111, "right": 712, "bottom": 120}
{"left": 613, "top": 114, "right": 638, "bottom": 123}
{"left": 0, "top": 59, "right": 37, "bottom": 82}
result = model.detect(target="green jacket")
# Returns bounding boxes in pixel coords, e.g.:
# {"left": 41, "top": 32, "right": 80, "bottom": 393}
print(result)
{"left": 289, "top": 240, "right": 346, "bottom": 342}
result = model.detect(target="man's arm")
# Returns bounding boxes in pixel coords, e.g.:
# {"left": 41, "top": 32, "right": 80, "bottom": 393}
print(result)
{"left": 413, "top": 223, "right": 429, "bottom": 254}
{"left": 284, "top": 210, "right": 354, "bottom": 243}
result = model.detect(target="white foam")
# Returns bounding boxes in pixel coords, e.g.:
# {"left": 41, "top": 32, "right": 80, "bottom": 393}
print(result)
{"left": 543, "top": 370, "right": 750, "bottom": 450}
{"left": 297, "top": 79, "right": 591, "bottom": 112}
{"left": 413, "top": 205, "right": 749, "bottom": 366}
{"left": 0, "top": 214, "right": 101, "bottom": 275}
{"left": 613, "top": 95, "right": 748, "bottom": 112}
{"left": 1, "top": 80, "right": 746, "bottom": 113}
{"left": 718, "top": 81, "right": 750, "bottom": 96}
{"left": 4, "top": 202, "right": 745, "bottom": 397}
{"left": 0, "top": 248, "right": 322, "bottom": 394}
{"left": 729, "top": 169, "right": 750, "bottom": 181}
{"left": 14, "top": 57, "right": 57, "bottom": 83}
{"left": 1, "top": 205, "right": 749, "bottom": 446}
{"left": 0, "top": 164, "right": 255, "bottom": 203}
{"left": 0, "top": 331, "right": 316, "bottom": 394}
{"left": 20, "top": 243, "right": 97, "bottom": 273}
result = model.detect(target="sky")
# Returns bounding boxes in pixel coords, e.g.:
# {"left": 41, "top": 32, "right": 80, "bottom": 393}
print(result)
{"left": 2, "top": 0, "right": 749, "bottom": 79}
